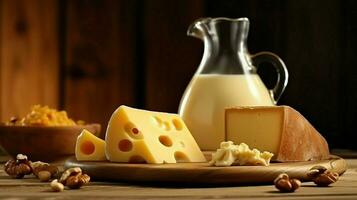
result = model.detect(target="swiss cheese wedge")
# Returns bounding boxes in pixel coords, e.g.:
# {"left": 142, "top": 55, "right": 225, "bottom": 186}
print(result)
{"left": 225, "top": 106, "right": 330, "bottom": 162}
{"left": 75, "top": 129, "right": 106, "bottom": 161}
{"left": 105, "top": 105, "right": 206, "bottom": 164}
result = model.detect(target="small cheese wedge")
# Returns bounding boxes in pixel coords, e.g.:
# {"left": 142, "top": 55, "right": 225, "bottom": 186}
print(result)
{"left": 225, "top": 106, "right": 330, "bottom": 162}
{"left": 105, "top": 105, "right": 206, "bottom": 164}
{"left": 75, "top": 129, "right": 106, "bottom": 161}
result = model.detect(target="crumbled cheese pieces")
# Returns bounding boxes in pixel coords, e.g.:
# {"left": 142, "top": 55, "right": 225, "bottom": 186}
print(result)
{"left": 5, "top": 105, "right": 78, "bottom": 126}
{"left": 209, "top": 141, "right": 274, "bottom": 167}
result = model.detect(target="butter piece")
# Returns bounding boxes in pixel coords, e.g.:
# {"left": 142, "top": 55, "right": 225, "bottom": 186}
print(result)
{"left": 105, "top": 105, "right": 206, "bottom": 164}
{"left": 75, "top": 129, "right": 106, "bottom": 161}
{"left": 209, "top": 141, "right": 273, "bottom": 167}
{"left": 225, "top": 106, "right": 330, "bottom": 162}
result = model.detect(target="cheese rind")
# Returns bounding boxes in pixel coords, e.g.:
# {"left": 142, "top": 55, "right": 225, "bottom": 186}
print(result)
{"left": 105, "top": 105, "right": 206, "bottom": 164}
{"left": 225, "top": 106, "right": 330, "bottom": 162}
{"left": 75, "top": 129, "right": 106, "bottom": 161}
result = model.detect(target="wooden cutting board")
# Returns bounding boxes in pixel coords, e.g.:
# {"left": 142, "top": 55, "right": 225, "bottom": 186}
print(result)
{"left": 65, "top": 155, "right": 347, "bottom": 185}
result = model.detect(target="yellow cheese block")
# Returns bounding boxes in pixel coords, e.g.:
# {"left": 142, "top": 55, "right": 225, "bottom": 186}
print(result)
{"left": 225, "top": 106, "right": 329, "bottom": 162}
{"left": 75, "top": 129, "right": 106, "bottom": 161}
{"left": 105, "top": 105, "right": 206, "bottom": 164}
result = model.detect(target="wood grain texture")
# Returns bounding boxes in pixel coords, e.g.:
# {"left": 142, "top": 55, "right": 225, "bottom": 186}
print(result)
{"left": 65, "top": 156, "right": 347, "bottom": 184}
{"left": 0, "top": 0, "right": 356, "bottom": 152}
{"left": 143, "top": 0, "right": 203, "bottom": 112}
{"left": 0, "top": 159, "right": 356, "bottom": 199}
{"left": 0, "top": 0, "right": 59, "bottom": 121}
{"left": 64, "top": 0, "right": 137, "bottom": 130}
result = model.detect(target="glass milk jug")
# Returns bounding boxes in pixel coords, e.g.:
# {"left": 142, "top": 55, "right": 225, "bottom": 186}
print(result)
{"left": 178, "top": 17, "right": 288, "bottom": 150}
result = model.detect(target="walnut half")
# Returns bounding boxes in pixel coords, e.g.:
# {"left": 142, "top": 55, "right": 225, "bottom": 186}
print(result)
{"left": 4, "top": 154, "right": 32, "bottom": 178}
{"left": 31, "top": 161, "right": 59, "bottom": 180}
{"left": 59, "top": 167, "right": 90, "bottom": 189}
{"left": 308, "top": 166, "right": 339, "bottom": 187}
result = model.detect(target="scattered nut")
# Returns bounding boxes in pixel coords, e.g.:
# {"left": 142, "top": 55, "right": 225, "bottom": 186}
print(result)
{"left": 50, "top": 179, "right": 64, "bottom": 192}
{"left": 66, "top": 174, "right": 90, "bottom": 189}
{"left": 313, "top": 171, "right": 339, "bottom": 187}
{"left": 30, "top": 161, "right": 49, "bottom": 171}
{"left": 31, "top": 161, "right": 59, "bottom": 178}
{"left": 65, "top": 175, "right": 81, "bottom": 189}
{"left": 58, "top": 167, "right": 90, "bottom": 189}
{"left": 59, "top": 167, "right": 82, "bottom": 184}
{"left": 4, "top": 157, "right": 91, "bottom": 190}
{"left": 38, "top": 171, "right": 52, "bottom": 182}
{"left": 77, "top": 173, "right": 90, "bottom": 185}
{"left": 4, "top": 154, "right": 32, "bottom": 178}
{"left": 308, "top": 166, "right": 339, "bottom": 187}
{"left": 274, "top": 173, "right": 301, "bottom": 192}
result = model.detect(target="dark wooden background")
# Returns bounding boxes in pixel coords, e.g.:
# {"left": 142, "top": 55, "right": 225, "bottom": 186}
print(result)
{"left": 0, "top": 0, "right": 356, "bottom": 150}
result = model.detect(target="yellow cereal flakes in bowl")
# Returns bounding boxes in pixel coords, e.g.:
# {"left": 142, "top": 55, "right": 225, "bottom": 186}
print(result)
{"left": 5, "top": 105, "right": 81, "bottom": 126}
{"left": 0, "top": 105, "right": 101, "bottom": 161}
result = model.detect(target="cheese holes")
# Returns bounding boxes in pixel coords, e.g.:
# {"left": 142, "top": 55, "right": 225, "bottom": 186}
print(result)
{"left": 124, "top": 122, "right": 142, "bottom": 139}
{"left": 163, "top": 121, "right": 171, "bottom": 131}
{"left": 158, "top": 135, "right": 173, "bottom": 147}
{"left": 172, "top": 118, "right": 183, "bottom": 131}
{"left": 174, "top": 151, "right": 189, "bottom": 162}
{"left": 152, "top": 116, "right": 163, "bottom": 126}
{"left": 179, "top": 141, "right": 185, "bottom": 148}
{"left": 132, "top": 128, "right": 139, "bottom": 134}
{"left": 80, "top": 140, "right": 95, "bottom": 155}
{"left": 118, "top": 139, "right": 133, "bottom": 152}
{"left": 152, "top": 116, "right": 171, "bottom": 131}
{"left": 129, "top": 155, "right": 147, "bottom": 163}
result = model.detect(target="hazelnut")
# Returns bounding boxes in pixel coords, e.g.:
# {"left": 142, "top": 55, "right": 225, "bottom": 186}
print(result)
{"left": 4, "top": 154, "right": 32, "bottom": 178}
{"left": 50, "top": 179, "right": 64, "bottom": 192}
{"left": 274, "top": 173, "right": 301, "bottom": 192}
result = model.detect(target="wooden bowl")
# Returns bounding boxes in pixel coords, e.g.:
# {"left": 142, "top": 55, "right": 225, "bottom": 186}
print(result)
{"left": 0, "top": 124, "right": 101, "bottom": 161}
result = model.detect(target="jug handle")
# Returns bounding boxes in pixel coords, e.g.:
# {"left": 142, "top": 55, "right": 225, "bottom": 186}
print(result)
{"left": 251, "top": 52, "right": 289, "bottom": 104}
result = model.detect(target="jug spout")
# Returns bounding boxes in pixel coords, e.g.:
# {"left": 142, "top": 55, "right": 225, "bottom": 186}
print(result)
{"left": 187, "top": 17, "right": 250, "bottom": 51}
{"left": 187, "top": 18, "right": 211, "bottom": 39}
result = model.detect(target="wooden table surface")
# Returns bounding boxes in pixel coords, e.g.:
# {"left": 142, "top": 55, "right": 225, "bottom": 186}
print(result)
{"left": 1, "top": 156, "right": 357, "bottom": 200}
